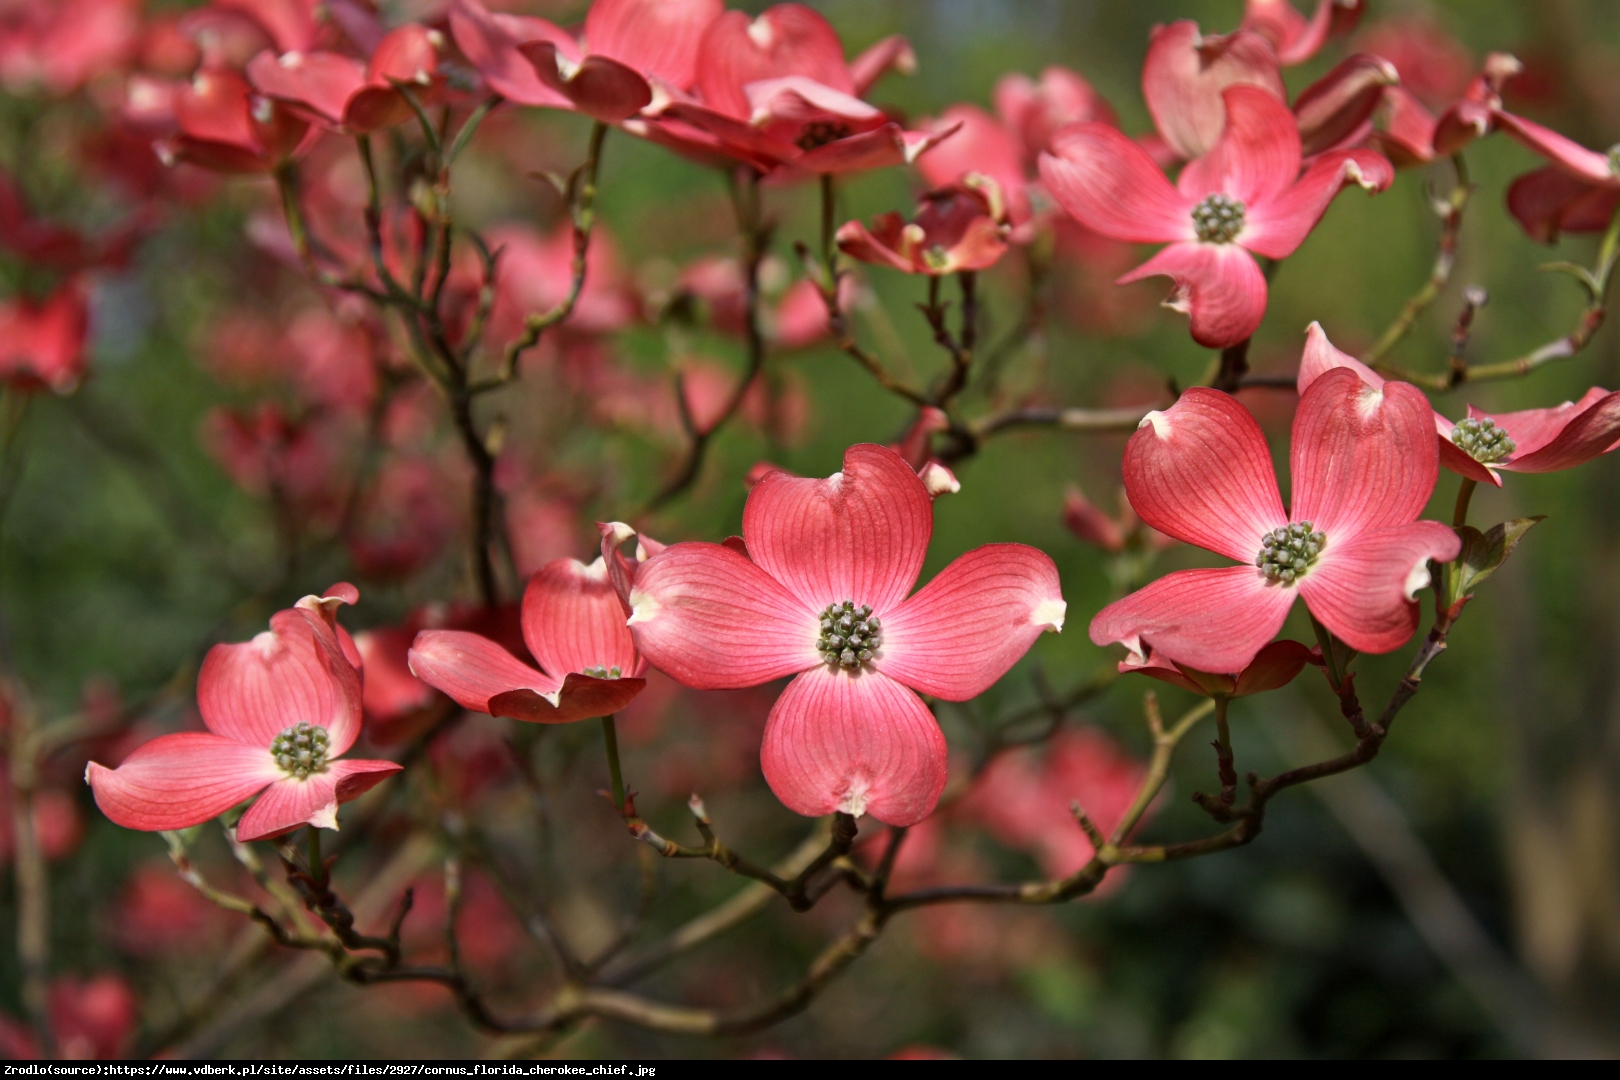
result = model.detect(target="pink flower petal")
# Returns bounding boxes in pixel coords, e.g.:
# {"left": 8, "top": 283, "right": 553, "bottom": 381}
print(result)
{"left": 407, "top": 629, "right": 560, "bottom": 713}
{"left": 447, "top": 0, "right": 573, "bottom": 109}
{"left": 1296, "top": 319, "right": 1385, "bottom": 393}
{"left": 235, "top": 758, "right": 402, "bottom": 842}
{"left": 197, "top": 607, "right": 363, "bottom": 755}
{"left": 917, "top": 104, "right": 1030, "bottom": 224}
{"left": 627, "top": 541, "right": 820, "bottom": 689}
{"left": 848, "top": 35, "right": 915, "bottom": 97}
{"left": 1089, "top": 565, "right": 1297, "bottom": 675}
{"left": 760, "top": 666, "right": 947, "bottom": 827}
{"left": 522, "top": 557, "right": 640, "bottom": 681}
{"left": 488, "top": 672, "right": 648, "bottom": 724}
{"left": 584, "top": 0, "right": 720, "bottom": 91}
{"left": 1369, "top": 86, "right": 1439, "bottom": 168}
{"left": 876, "top": 543, "right": 1064, "bottom": 701}
{"left": 1298, "top": 522, "right": 1459, "bottom": 655}
{"left": 366, "top": 24, "right": 440, "bottom": 86}
{"left": 1438, "top": 438, "right": 1501, "bottom": 487}
{"left": 1243, "top": 148, "right": 1393, "bottom": 259}
{"left": 1244, "top": 0, "right": 1363, "bottom": 66}
{"left": 1506, "top": 167, "right": 1620, "bottom": 244}
{"left": 792, "top": 121, "right": 949, "bottom": 174}
{"left": 1039, "top": 123, "right": 1193, "bottom": 244}
{"left": 1176, "top": 85, "right": 1301, "bottom": 205}
{"left": 1123, "top": 387, "right": 1286, "bottom": 561}
{"left": 835, "top": 216, "right": 915, "bottom": 273}
{"left": 520, "top": 43, "right": 651, "bottom": 122}
{"left": 86, "top": 733, "right": 280, "bottom": 833}
{"left": 695, "top": 6, "right": 853, "bottom": 121}
{"left": 1231, "top": 638, "right": 1317, "bottom": 696}
{"left": 1493, "top": 110, "right": 1616, "bottom": 183}
{"left": 1290, "top": 367, "right": 1440, "bottom": 540}
{"left": 1472, "top": 387, "right": 1611, "bottom": 458}
{"left": 1117, "top": 240, "right": 1268, "bottom": 349}
{"left": 1292, "top": 53, "right": 1398, "bottom": 158}
{"left": 743, "top": 443, "right": 933, "bottom": 614}
{"left": 1496, "top": 389, "right": 1620, "bottom": 474}
{"left": 1142, "top": 22, "right": 1285, "bottom": 160}
{"left": 244, "top": 49, "right": 366, "bottom": 128}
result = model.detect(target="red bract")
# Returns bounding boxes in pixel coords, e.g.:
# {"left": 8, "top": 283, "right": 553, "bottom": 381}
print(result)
{"left": 0, "top": 0, "right": 139, "bottom": 95}
{"left": 1362, "top": 53, "right": 1521, "bottom": 169}
{"left": 916, "top": 105, "right": 1031, "bottom": 226}
{"left": 1121, "top": 638, "right": 1317, "bottom": 698}
{"left": 649, "top": 3, "right": 946, "bottom": 176}
{"left": 515, "top": 0, "right": 723, "bottom": 122}
{"left": 1240, "top": 0, "right": 1363, "bottom": 67}
{"left": 1089, "top": 368, "right": 1460, "bottom": 674}
{"left": 155, "top": 68, "right": 310, "bottom": 174}
{"left": 1299, "top": 322, "right": 1620, "bottom": 487}
{"left": 837, "top": 182, "right": 1010, "bottom": 275}
{"left": 621, "top": 443, "right": 1065, "bottom": 827}
{"left": 970, "top": 727, "right": 1148, "bottom": 879}
{"left": 409, "top": 557, "right": 648, "bottom": 724}
{"left": 86, "top": 587, "right": 401, "bottom": 842}
{"left": 1485, "top": 107, "right": 1620, "bottom": 243}
{"left": 1141, "top": 22, "right": 1284, "bottom": 162}
{"left": 246, "top": 24, "right": 444, "bottom": 134}
{"left": 993, "top": 66, "right": 1116, "bottom": 168}
{"left": 1040, "top": 85, "right": 1392, "bottom": 347}
{"left": 0, "top": 279, "right": 91, "bottom": 394}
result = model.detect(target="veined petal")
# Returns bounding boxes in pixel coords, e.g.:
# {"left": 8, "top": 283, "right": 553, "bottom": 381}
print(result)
{"left": 1290, "top": 367, "right": 1440, "bottom": 539}
{"left": 1292, "top": 53, "right": 1398, "bottom": 158}
{"left": 520, "top": 44, "right": 651, "bottom": 122}
{"left": 1122, "top": 387, "right": 1286, "bottom": 561}
{"left": 695, "top": 6, "right": 853, "bottom": 120}
{"left": 1297, "top": 319, "right": 1385, "bottom": 393}
{"left": 1496, "top": 389, "right": 1620, "bottom": 474}
{"left": 745, "top": 75, "right": 882, "bottom": 125}
{"left": 1120, "top": 652, "right": 1231, "bottom": 696}
{"left": 626, "top": 541, "right": 820, "bottom": 689}
{"left": 848, "top": 35, "right": 915, "bottom": 96}
{"left": 760, "top": 667, "right": 947, "bottom": 827}
{"left": 489, "top": 673, "right": 647, "bottom": 724}
{"left": 1039, "top": 124, "right": 1193, "bottom": 243}
{"left": 1438, "top": 437, "right": 1502, "bottom": 486}
{"left": 876, "top": 544, "right": 1064, "bottom": 701}
{"left": 584, "top": 0, "right": 721, "bottom": 91}
{"left": 1298, "top": 521, "right": 1459, "bottom": 654}
{"left": 1245, "top": 0, "right": 1364, "bottom": 66}
{"left": 916, "top": 105, "right": 1030, "bottom": 224}
{"left": 1089, "top": 565, "right": 1296, "bottom": 676}
{"left": 448, "top": 0, "right": 573, "bottom": 109}
{"left": 1231, "top": 638, "right": 1317, "bottom": 697}
{"left": 743, "top": 443, "right": 933, "bottom": 614}
{"left": 407, "top": 629, "right": 560, "bottom": 713}
{"left": 1142, "top": 22, "right": 1285, "bottom": 160}
{"left": 792, "top": 122, "right": 949, "bottom": 175}
{"left": 1507, "top": 167, "right": 1620, "bottom": 244}
{"left": 1369, "top": 86, "right": 1439, "bottom": 168}
{"left": 1242, "top": 148, "right": 1393, "bottom": 259}
{"left": 1493, "top": 110, "right": 1616, "bottom": 183}
{"left": 198, "top": 607, "right": 363, "bottom": 755}
{"left": 86, "top": 733, "right": 280, "bottom": 833}
{"left": 235, "top": 759, "right": 402, "bottom": 842}
{"left": 836, "top": 216, "right": 915, "bottom": 273}
{"left": 522, "top": 557, "right": 640, "bottom": 683}
{"left": 1118, "top": 241, "right": 1268, "bottom": 349}
{"left": 1472, "top": 387, "right": 1611, "bottom": 458}
{"left": 1176, "top": 85, "right": 1301, "bottom": 205}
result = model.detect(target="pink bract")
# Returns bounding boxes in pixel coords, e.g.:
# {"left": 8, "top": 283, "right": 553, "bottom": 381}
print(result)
{"left": 246, "top": 24, "right": 444, "bottom": 134}
{"left": 0, "top": 278, "right": 90, "bottom": 394}
{"left": 86, "top": 586, "right": 401, "bottom": 842}
{"left": 836, "top": 182, "right": 1010, "bottom": 275}
{"left": 1241, "top": 0, "right": 1364, "bottom": 67}
{"left": 1089, "top": 367, "right": 1460, "bottom": 674}
{"left": 1040, "top": 85, "right": 1392, "bottom": 347}
{"left": 409, "top": 557, "right": 648, "bottom": 724}
{"left": 622, "top": 443, "right": 1065, "bottom": 827}
{"left": 1299, "top": 322, "right": 1620, "bottom": 486}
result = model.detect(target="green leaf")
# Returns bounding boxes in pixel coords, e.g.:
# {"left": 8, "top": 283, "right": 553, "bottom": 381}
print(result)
{"left": 1446, "top": 516, "right": 1545, "bottom": 607}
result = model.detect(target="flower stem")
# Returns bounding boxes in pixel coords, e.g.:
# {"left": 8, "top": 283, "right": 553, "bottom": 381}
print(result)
{"left": 1311, "top": 612, "right": 1347, "bottom": 691}
{"left": 307, "top": 825, "right": 326, "bottom": 888}
{"left": 1452, "top": 476, "right": 1478, "bottom": 529}
{"left": 601, "top": 714, "right": 626, "bottom": 812}
{"left": 1212, "top": 696, "right": 1237, "bottom": 806}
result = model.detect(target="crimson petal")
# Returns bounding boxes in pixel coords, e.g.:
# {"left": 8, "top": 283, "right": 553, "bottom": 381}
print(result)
{"left": 235, "top": 759, "right": 402, "bottom": 842}
{"left": 520, "top": 42, "right": 652, "bottom": 122}
{"left": 1039, "top": 124, "right": 1192, "bottom": 244}
{"left": 1089, "top": 565, "right": 1296, "bottom": 676}
{"left": 488, "top": 673, "right": 647, "bottom": 725}
{"left": 760, "top": 667, "right": 947, "bottom": 827}
{"left": 1242, "top": 148, "right": 1393, "bottom": 259}
{"left": 407, "top": 629, "right": 560, "bottom": 713}
{"left": 522, "top": 557, "right": 640, "bottom": 681}
{"left": 584, "top": 0, "right": 721, "bottom": 92}
{"left": 1298, "top": 522, "right": 1459, "bottom": 655}
{"left": 86, "top": 733, "right": 280, "bottom": 833}
{"left": 1142, "top": 22, "right": 1285, "bottom": 160}
{"left": 1177, "top": 85, "right": 1301, "bottom": 206}
{"left": 1117, "top": 241, "right": 1268, "bottom": 349}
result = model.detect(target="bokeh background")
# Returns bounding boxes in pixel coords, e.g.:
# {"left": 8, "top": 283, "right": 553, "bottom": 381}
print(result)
{"left": 4, "top": 0, "right": 1620, "bottom": 1059}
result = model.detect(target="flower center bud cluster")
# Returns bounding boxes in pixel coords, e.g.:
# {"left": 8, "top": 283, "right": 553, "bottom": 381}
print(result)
{"left": 797, "top": 120, "right": 853, "bottom": 151}
{"left": 582, "top": 665, "right": 623, "bottom": 679}
{"left": 1191, "top": 193, "right": 1246, "bottom": 244}
{"left": 271, "top": 721, "right": 330, "bottom": 780}
{"left": 816, "top": 600, "right": 882, "bottom": 669}
{"left": 1256, "top": 521, "right": 1325, "bottom": 584}
{"left": 1450, "top": 417, "right": 1517, "bottom": 464}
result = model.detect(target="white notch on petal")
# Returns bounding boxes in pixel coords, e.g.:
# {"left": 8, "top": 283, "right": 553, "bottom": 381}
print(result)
{"left": 1356, "top": 383, "right": 1386, "bottom": 418}
{"left": 1140, "top": 410, "right": 1171, "bottom": 439}
{"left": 1403, "top": 557, "right": 1432, "bottom": 601}
{"left": 626, "top": 588, "right": 661, "bottom": 626}
{"left": 1032, "top": 597, "right": 1067, "bottom": 633}
{"left": 837, "top": 776, "right": 871, "bottom": 818}
{"left": 307, "top": 800, "right": 339, "bottom": 830}
{"left": 747, "top": 16, "right": 775, "bottom": 49}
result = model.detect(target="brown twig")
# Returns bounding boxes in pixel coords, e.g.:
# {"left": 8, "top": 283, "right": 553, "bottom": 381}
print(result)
{"left": 1363, "top": 154, "right": 1474, "bottom": 366}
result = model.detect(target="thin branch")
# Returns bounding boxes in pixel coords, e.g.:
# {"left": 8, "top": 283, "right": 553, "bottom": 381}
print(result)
{"left": 1364, "top": 154, "right": 1474, "bottom": 366}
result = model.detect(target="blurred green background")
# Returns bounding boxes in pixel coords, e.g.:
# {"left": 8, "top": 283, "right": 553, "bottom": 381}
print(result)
{"left": 5, "top": 0, "right": 1620, "bottom": 1060}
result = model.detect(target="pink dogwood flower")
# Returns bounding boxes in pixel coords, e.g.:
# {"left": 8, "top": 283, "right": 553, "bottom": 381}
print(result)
{"left": 1475, "top": 104, "right": 1620, "bottom": 243}
{"left": 85, "top": 586, "right": 401, "bottom": 842}
{"left": 408, "top": 556, "right": 648, "bottom": 724}
{"left": 1241, "top": 0, "right": 1364, "bottom": 67}
{"left": 1140, "top": 21, "right": 1285, "bottom": 163}
{"left": 620, "top": 443, "right": 1065, "bottom": 827}
{"left": 1298, "top": 322, "right": 1620, "bottom": 487}
{"left": 245, "top": 23, "right": 445, "bottom": 134}
{"left": 836, "top": 181, "right": 1010, "bottom": 275}
{"left": 0, "top": 278, "right": 90, "bottom": 394}
{"left": 153, "top": 68, "right": 310, "bottom": 174}
{"left": 1089, "top": 368, "right": 1460, "bottom": 674}
{"left": 1040, "top": 84, "right": 1392, "bottom": 347}
{"left": 1120, "top": 638, "right": 1318, "bottom": 699}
